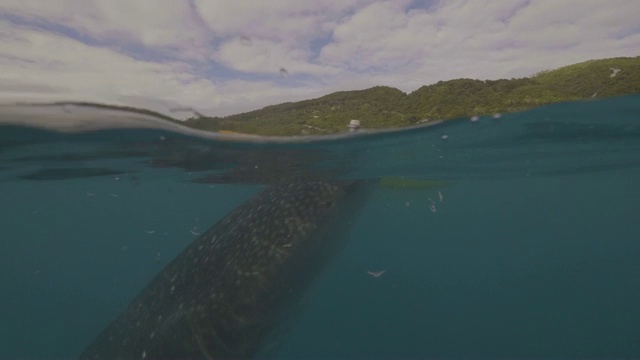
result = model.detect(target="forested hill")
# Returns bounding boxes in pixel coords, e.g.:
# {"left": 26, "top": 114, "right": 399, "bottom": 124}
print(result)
{"left": 184, "top": 56, "right": 640, "bottom": 136}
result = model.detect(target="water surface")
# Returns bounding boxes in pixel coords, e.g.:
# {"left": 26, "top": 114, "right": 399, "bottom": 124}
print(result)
{"left": 1, "top": 95, "right": 639, "bottom": 358}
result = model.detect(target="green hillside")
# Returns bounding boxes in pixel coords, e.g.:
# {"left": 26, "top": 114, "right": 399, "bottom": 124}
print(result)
{"left": 185, "top": 56, "right": 640, "bottom": 136}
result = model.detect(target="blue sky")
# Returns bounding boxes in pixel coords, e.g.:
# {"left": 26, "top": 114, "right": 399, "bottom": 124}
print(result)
{"left": 0, "top": 0, "right": 638, "bottom": 118}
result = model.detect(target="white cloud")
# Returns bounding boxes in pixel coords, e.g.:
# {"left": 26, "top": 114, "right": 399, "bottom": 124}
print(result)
{"left": 0, "top": 0, "right": 638, "bottom": 118}
{"left": 319, "top": 0, "right": 640, "bottom": 90}
{"left": 194, "top": 0, "right": 371, "bottom": 43}
{"left": 0, "top": 20, "right": 211, "bottom": 111}
{"left": 214, "top": 37, "right": 340, "bottom": 76}
{"left": 196, "top": 0, "right": 373, "bottom": 76}
{"left": 0, "top": 0, "right": 209, "bottom": 58}
{"left": 0, "top": 18, "right": 325, "bottom": 117}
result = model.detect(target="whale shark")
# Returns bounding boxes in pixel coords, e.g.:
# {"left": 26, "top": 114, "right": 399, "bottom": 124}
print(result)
{"left": 79, "top": 179, "right": 376, "bottom": 359}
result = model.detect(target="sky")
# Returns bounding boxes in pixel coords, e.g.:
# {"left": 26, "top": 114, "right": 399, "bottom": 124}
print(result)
{"left": 0, "top": 0, "right": 638, "bottom": 119}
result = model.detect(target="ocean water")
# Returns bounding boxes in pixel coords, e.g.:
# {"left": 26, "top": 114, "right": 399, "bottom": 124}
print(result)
{"left": 1, "top": 95, "right": 639, "bottom": 358}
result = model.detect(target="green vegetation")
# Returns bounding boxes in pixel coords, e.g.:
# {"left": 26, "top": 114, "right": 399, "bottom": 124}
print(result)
{"left": 185, "top": 56, "right": 640, "bottom": 136}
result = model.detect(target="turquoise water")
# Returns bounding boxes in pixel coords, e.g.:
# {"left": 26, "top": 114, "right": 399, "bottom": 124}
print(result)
{"left": 1, "top": 95, "right": 639, "bottom": 358}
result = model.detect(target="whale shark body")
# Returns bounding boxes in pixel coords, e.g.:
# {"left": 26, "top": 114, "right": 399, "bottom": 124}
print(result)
{"left": 80, "top": 179, "right": 376, "bottom": 359}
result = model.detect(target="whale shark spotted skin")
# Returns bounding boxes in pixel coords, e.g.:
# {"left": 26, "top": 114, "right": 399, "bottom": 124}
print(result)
{"left": 80, "top": 179, "right": 375, "bottom": 359}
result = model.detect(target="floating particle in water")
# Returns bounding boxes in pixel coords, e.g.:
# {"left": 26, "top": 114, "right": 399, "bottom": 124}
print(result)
{"left": 441, "top": 134, "right": 448, "bottom": 140}
{"left": 32, "top": 209, "right": 43, "bottom": 215}
{"left": 405, "top": 201, "right": 411, "bottom": 207}
{"left": 367, "top": 269, "right": 386, "bottom": 278}
{"left": 121, "top": 246, "right": 129, "bottom": 252}
{"left": 86, "top": 192, "right": 95, "bottom": 197}
{"left": 159, "top": 136, "right": 166, "bottom": 141}
{"left": 470, "top": 115, "right": 479, "bottom": 122}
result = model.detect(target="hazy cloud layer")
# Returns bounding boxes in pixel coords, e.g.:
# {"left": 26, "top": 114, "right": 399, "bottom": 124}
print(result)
{"left": 0, "top": 0, "right": 638, "bottom": 117}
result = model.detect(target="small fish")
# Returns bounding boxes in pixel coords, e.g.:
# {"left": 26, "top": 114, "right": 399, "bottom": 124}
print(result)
{"left": 145, "top": 230, "right": 156, "bottom": 234}
{"left": 438, "top": 191, "right": 443, "bottom": 202}
{"left": 110, "top": 193, "right": 119, "bottom": 198}
{"left": 86, "top": 192, "right": 95, "bottom": 197}
{"left": 190, "top": 229, "right": 201, "bottom": 236}
{"left": 429, "top": 204, "right": 437, "bottom": 213}
{"left": 367, "top": 270, "right": 387, "bottom": 278}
